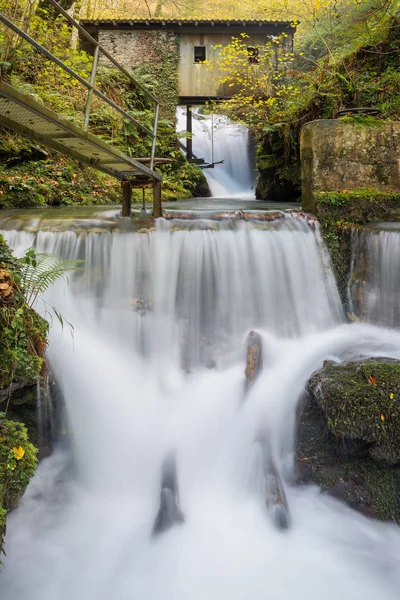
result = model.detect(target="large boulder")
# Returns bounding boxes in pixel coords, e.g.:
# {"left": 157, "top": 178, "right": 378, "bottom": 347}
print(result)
{"left": 297, "top": 358, "right": 400, "bottom": 521}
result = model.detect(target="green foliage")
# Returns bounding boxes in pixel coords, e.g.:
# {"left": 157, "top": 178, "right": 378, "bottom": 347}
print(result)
{"left": 17, "top": 248, "right": 82, "bottom": 308}
{"left": 338, "top": 115, "right": 386, "bottom": 127}
{"left": 0, "top": 155, "right": 122, "bottom": 208}
{"left": 0, "top": 236, "right": 48, "bottom": 393}
{"left": 316, "top": 189, "right": 400, "bottom": 217}
{"left": 0, "top": 414, "right": 38, "bottom": 562}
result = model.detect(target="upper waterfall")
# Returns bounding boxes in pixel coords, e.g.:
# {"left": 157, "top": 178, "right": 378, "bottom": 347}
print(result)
{"left": 177, "top": 107, "right": 256, "bottom": 199}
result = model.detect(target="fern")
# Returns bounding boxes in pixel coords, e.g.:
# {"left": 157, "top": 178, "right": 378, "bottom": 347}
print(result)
{"left": 17, "top": 248, "right": 82, "bottom": 308}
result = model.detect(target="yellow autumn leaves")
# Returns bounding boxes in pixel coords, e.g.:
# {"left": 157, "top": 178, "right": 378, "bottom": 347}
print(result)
{"left": 0, "top": 269, "right": 13, "bottom": 299}
{"left": 367, "top": 375, "right": 396, "bottom": 423}
{"left": 6, "top": 446, "right": 25, "bottom": 471}
{"left": 13, "top": 446, "right": 25, "bottom": 460}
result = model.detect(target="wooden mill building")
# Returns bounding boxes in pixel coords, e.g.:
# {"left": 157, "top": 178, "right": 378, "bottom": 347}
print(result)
{"left": 81, "top": 19, "right": 296, "bottom": 105}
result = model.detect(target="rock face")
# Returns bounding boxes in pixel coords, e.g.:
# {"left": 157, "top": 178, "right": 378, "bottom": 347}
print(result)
{"left": 255, "top": 134, "right": 301, "bottom": 202}
{"left": 297, "top": 358, "right": 400, "bottom": 521}
{"left": 300, "top": 119, "right": 400, "bottom": 212}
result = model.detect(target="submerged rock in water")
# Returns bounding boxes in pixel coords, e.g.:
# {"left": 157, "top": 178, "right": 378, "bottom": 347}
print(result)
{"left": 298, "top": 358, "right": 400, "bottom": 522}
{"left": 152, "top": 453, "right": 185, "bottom": 537}
{"left": 244, "top": 331, "right": 263, "bottom": 394}
{"left": 259, "top": 436, "right": 290, "bottom": 531}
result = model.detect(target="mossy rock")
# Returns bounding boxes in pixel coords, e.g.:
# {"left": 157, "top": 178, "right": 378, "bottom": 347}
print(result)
{"left": 308, "top": 358, "right": 400, "bottom": 465}
{"left": 296, "top": 392, "right": 400, "bottom": 522}
{"left": 0, "top": 417, "right": 38, "bottom": 562}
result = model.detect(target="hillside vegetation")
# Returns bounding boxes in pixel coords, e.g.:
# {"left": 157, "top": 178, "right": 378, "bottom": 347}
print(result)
{"left": 0, "top": 0, "right": 398, "bottom": 207}
{"left": 0, "top": 0, "right": 206, "bottom": 209}
{"left": 209, "top": 0, "right": 399, "bottom": 199}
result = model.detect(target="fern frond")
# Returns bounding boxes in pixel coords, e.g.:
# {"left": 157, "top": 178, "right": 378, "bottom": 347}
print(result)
{"left": 17, "top": 251, "right": 83, "bottom": 307}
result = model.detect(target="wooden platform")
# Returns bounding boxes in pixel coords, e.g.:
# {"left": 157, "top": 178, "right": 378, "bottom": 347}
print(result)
{"left": 0, "top": 81, "right": 161, "bottom": 184}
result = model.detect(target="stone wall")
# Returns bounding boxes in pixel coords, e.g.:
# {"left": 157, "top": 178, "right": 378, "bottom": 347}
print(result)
{"left": 301, "top": 119, "right": 400, "bottom": 212}
{"left": 99, "top": 30, "right": 179, "bottom": 118}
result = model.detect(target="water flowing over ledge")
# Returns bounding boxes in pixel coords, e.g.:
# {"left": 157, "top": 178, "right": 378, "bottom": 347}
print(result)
{"left": 2, "top": 216, "right": 343, "bottom": 365}
{"left": 350, "top": 227, "right": 400, "bottom": 328}
{"left": 2, "top": 217, "right": 400, "bottom": 600}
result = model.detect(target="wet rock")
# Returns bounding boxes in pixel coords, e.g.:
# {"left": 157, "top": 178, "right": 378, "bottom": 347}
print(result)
{"left": 265, "top": 467, "right": 290, "bottom": 531}
{"left": 152, "top": 453, "right": 185, "bottom": 537}
{"left": 244, "top": 331, "right": 263, "bottom": 393}
{"left": 259, "top": 436, "right": 290, "bottom": 530}
{"left": 131, "top": 297, "right": 152, "bottom": 316}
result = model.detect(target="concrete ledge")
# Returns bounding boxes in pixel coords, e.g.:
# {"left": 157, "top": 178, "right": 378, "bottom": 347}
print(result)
{"left": 300, "top": 118, "right": 400, "bottom": 213}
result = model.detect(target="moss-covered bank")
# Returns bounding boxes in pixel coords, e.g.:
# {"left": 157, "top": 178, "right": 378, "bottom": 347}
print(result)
{"left": 0, "top": 235, "right": 47, "bottom": 561}
{"left": 0, "top": 418, "right": 38, "bottom": 562}
{"left": 0, "top": 133, "right": 209, "bottom": 210}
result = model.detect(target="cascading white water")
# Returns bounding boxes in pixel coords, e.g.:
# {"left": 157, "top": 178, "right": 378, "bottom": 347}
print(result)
{"left": 177, "top": 107, "right": 255, "bottom": 198}
{"left": 2, "top": 217, "right": 400, "bottom": 600}
{"left": 349, "top": 227, "right": 400, "bottom": 327}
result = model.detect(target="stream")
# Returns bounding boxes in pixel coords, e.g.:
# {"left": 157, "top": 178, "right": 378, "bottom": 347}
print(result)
{"left": 1, "top": 215, "right": 400, "bottom": 599}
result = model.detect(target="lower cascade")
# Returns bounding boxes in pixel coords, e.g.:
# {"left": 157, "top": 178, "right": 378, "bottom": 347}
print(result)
{"left": 2, "top": 216, "right": 400, "bottom": 600}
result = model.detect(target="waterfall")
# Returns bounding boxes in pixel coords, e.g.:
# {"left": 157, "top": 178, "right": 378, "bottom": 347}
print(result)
{"left": 349, "top": 227, "right": 400, "bottom": 327}
{"left": 2, "top": 218, "right": 400, "bottom": 600}
{"left": 177, "top": 107, "right": 256, "bottom": 198}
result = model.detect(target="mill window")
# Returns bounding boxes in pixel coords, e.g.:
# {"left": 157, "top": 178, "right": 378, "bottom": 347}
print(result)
{"left": 194, "top": 46, "right": 206, "bottom": 63}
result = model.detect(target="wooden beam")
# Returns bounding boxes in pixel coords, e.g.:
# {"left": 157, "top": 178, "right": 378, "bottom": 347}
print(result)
{"left": 153, "top": 181, "right": 162, "bottom": 218}
{"left": 121, "top": 180, "right": 132, "bottom": 216}
{"left": 186, "top": 106, "right": 193, "bottom": 161}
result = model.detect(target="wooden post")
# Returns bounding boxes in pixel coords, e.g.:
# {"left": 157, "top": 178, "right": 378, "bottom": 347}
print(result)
{"left": 153, "top": 180, "right": 162, "bottom": 218}
{"left": 121, "top": 180, "right": 132, "bottom": 217}
{"left": 186, "top": 105, "right": 193, "bottom": 161}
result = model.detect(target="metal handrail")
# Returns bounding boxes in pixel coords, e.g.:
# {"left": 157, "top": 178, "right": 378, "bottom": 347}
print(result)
{"left": 0, "top": 0, "right": 159, "bottom": 171}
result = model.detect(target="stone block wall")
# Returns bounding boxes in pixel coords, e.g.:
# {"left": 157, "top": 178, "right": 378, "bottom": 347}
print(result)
{"left": 99, "top": 30, "right": 176, "bottom": 71}
{"left": 301, "top": 119, "right": 400, "bottom": 212}
{"left": 99, "top": 30, "right": 179, "bottom": 118}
